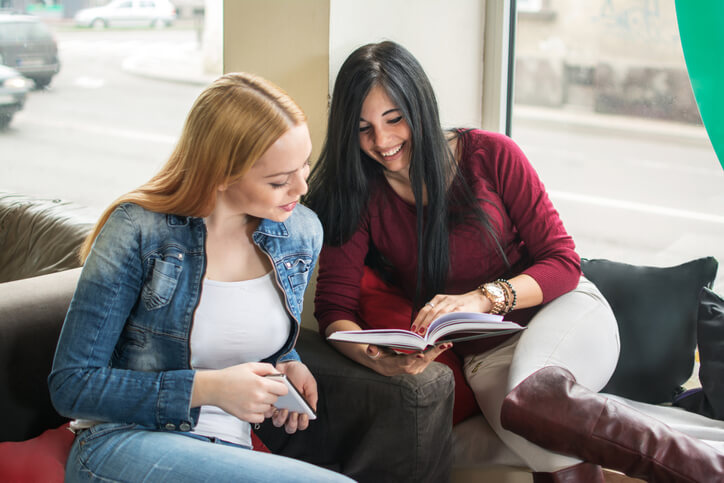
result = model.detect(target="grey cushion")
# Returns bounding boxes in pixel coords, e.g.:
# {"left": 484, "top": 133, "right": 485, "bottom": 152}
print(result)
{"left": 0, "top": 268, "right": 81, "bottom": 441}
{"left": 673, "top": 287, "right": 724, "bottom": 420}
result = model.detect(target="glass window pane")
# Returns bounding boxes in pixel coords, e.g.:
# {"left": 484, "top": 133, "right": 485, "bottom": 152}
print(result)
{"left": 512, "top": 1, "right": 724, "bottom": 293}
{"left": 3, "top": 3, "right": 216, "bottom": 219}
{"left": 518, "top": 0, "right": 543, "bottom": 13}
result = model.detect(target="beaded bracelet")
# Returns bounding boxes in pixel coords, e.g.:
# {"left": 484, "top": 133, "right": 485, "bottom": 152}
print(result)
{"left": 495, "top": 278, "right": 517, "bottom": 314}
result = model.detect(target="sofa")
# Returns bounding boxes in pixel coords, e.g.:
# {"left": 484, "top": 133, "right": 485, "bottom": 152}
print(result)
{"left": 1, "top": 192, "right": 720, "bottom": 482}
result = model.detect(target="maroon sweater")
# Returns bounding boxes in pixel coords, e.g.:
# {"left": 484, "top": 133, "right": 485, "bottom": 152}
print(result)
{"left": 314, "top": 129, "right": 581, "bottom": 355}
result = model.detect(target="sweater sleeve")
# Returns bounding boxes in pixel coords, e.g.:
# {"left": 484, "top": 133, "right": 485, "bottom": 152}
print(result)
{"left": 314, "top": 213, "right": 371, "bottom": 335}
{"left": 473, "top": 130, "right": 580, "bottom": 302}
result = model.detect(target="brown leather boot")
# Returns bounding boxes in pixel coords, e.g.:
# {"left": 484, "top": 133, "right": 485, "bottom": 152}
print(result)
{"left": 533, "top": 462, "right": 605, "bottom": 482}
{"left": 500, "top": 366, "right": 724, "bottom": 483}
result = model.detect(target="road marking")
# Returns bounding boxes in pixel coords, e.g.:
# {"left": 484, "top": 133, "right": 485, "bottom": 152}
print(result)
{"left": 524, "top": 145, "right": 721, "bottom": 177}
{"left": 21, "top": 117, "right": 177, "bottom": 145}
{"left": 549, "top": 190, "right": 724, "bottom": 224}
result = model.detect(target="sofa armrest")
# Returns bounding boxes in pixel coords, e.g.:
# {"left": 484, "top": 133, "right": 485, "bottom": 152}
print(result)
{"left": 0, "top": 193, "right": 93, "bottom": 283}
{"left": 0, "top": 268, "right": 81, "bottom": 442}
{"left": 256, "top": 328, "right": 455, "bottom": 483}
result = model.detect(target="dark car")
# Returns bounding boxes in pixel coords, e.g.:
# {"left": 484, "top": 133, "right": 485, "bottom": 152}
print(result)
{"left": 0, "top": 63, "right": 31, "bottom": 129}
{"left": 0, "top": 14, "right": 60, "bottom": 88}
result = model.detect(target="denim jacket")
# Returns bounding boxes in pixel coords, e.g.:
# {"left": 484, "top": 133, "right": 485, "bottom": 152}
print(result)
{"left": 49, "top": 202, "right": 322, "bottom": 433}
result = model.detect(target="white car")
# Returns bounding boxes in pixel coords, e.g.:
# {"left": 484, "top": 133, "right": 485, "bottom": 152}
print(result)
{"left": 74, "top": 0, "right": 177, "bottom": 29}
{"left": 0, "top": 64, "right": 32, "bottom": 129}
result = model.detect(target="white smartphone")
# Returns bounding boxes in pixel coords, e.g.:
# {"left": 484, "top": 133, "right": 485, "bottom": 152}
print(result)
{"left": 264, "top": 373, "right": 317, "bottom": 420}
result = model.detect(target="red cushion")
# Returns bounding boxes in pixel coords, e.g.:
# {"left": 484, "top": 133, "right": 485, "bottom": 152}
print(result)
{"left": 0, "top": 423, "right": 271, "bottom": 483}
{"left": 358, "top": 267, "right": 481, "bottom": 425}
{"left": 0, "top": 422, "right": 74, "bottom": 483}
{"left": 251, "top": 430, "right": 271, "bottom": 453}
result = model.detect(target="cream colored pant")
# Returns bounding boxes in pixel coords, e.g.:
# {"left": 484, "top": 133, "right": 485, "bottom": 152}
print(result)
{"left": 462, "top": 276, "right": 724, "bottom": 472}
{"left": 463, "top": 276, "right": 620, "bottom": 472}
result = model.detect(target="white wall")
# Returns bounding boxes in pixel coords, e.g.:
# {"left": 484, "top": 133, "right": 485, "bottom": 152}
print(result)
{"left": 202, "top": 0, "right": 223, "bottom": 75}
{"left": 329, "top": 0, "right": 486, "bottom": 130}
{"left": 223, "top": 1, "right": 330, "bottom": 162}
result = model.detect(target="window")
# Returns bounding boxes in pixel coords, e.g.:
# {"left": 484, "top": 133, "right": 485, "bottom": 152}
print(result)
{"left": 3, "top": 3, "right": 213, "bottom": 218}
{"left": 517, "top": 0, "right": 543, "bottom": 13}
{"left": 511, "top": 0, "right": 724, "bottom": 292}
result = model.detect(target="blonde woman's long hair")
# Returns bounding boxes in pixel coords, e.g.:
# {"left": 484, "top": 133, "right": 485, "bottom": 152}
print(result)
{"left": 79, "top": 72, "right": 307, "bottom": 262}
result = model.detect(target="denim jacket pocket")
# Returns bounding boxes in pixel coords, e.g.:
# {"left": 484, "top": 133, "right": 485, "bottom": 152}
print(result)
{"left": 282, "top": 256, "right": 313, "bottom": 314}
{"left": 142, "top": 258, "right": 182, "bottom": 310}
{"left": 284, "top": 256, "right": 313, "bottom": 289}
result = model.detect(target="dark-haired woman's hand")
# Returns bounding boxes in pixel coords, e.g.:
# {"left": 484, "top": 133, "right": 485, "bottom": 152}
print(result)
{"left": 411, "top": 289, "right": 490, "bottom": 336}
{"left": 325, "top": 319, "right": 452, "bottom": 376}
{"left": 363, "top": 342, "right": 453, "bottom": 376}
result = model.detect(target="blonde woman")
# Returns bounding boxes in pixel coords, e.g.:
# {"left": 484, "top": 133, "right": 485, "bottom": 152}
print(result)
{"left": 49, "top": 73, "right": 351, "bottom": 483}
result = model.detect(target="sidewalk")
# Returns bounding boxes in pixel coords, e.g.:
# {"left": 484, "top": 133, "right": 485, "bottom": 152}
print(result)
{"left": 121, "top": 44, "right": 218, "bottom": 86}
{"left": 514, "top": 105, "right": 712, "bottom": 148}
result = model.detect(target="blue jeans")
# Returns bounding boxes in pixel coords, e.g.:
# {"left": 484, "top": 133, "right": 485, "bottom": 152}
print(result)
{"left": 65, "top": 423, "right": 353, "bottom": 482}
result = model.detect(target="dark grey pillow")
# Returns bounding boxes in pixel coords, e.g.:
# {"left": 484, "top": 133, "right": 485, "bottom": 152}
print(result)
{"left": 673, "top": 287, "right": 724, "bottom": 419}
{"left": 581, "top": 257, "right": 718, "bottom": 404}
{"left": 696, "top": 286, "right": 724, "bottom": 418}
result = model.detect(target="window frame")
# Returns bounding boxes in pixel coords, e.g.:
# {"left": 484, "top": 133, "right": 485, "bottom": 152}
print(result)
{"left": 481, "top": 0, "right": 516, "bottom": 136}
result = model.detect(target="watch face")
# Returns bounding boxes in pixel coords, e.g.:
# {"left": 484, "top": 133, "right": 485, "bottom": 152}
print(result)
{"left": 487, "top": 284, "right": 504, "bottom": 299}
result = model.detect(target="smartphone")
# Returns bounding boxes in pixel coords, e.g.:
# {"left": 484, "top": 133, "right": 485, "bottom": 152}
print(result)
{"left": 264, "top": 373, "right": 317, "bottom": 420}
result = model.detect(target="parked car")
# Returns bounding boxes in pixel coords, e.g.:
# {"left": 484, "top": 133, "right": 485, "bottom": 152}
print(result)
{"left": 0, "top": 14, "right": 60, "bottom": 89}
{"left": 0, "top": 64, "right": 31, "bottom": 129}
{"left": 74, "top": 0, "right": 177, "bottom": 29}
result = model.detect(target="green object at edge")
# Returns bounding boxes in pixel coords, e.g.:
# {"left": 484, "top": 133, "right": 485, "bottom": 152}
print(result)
{"left": 675, "top": 1, "right": 724, "bottom": 170}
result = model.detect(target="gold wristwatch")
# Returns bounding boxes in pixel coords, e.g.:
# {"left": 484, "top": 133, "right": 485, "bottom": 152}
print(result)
{"left": 480, "top": 282, "right": 506, "bottom": 315}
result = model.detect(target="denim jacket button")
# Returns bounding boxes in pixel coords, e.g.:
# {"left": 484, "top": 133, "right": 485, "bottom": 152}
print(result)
{"left": 177, "top": 253, "right": 183, "bottom": 260}
{"left": 179, "top": 422, "right": 191, "bottom": 431}
{"left": 285, "top": 262, "right": 292, "bottom": 268}
{"left": 165, "top": 423, "right": 176, "bottom": 430}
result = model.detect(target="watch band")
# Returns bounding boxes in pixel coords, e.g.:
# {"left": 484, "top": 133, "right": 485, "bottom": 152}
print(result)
{"left": 480, "top": 282, "right": 506, "bottom": 315}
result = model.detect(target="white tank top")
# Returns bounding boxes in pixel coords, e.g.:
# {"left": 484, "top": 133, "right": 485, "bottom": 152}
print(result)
{"left": 190, "top": 271, "right": 290, "bottom": 447}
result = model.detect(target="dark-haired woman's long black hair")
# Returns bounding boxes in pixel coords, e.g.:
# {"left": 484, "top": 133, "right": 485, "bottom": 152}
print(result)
{"left": 305, "top": 41, "right": 503, "bottom": 310}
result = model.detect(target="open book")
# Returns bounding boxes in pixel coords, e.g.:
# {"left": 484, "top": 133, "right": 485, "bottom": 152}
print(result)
{"left": 327, "top": 312, "right": 524, "bottom": 352}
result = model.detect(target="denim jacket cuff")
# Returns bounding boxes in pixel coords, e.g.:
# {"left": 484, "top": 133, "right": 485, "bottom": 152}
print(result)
{"left": 278, "top": 348, "right": 301, "bottom": 363}
{"left": 156, "top": 369, "right": 197, "bottom": 431}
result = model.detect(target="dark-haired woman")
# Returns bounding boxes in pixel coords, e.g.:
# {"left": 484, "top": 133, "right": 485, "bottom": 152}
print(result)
{"left": 305, "top": 40, "right": 724, "bottom": 482}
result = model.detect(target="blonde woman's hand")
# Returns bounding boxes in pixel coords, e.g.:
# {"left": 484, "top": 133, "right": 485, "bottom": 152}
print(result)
{"left": 193, "top": 362, "right": 287, "bottom": 424}
{"left": 271, "top": 361, "right": 318, "bottom": 433}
